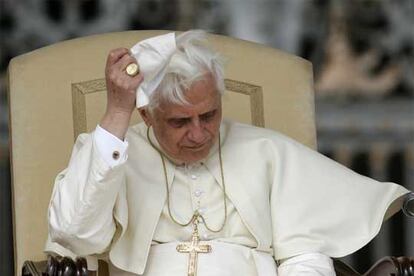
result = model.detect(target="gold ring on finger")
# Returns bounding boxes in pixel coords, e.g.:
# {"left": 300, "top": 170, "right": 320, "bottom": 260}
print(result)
{"left": 126, "top": 63, "right": 140, "bottom": 77}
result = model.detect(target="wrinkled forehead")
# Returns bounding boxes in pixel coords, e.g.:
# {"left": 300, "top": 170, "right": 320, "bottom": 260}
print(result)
{"left": 153, "top": 74, "right": 221, "bottom": 108}
{"left": 155, "top": 87, "right": 222, "bottom": 118}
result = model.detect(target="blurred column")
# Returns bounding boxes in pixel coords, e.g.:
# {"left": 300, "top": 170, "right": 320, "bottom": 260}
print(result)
{"left": 224, "top": 0, "right": 305, "bottom": 53}
{"left": 176, "top": 0, "right": 196, "bottom": 30}
{"left": 369, "top": 143, "right": 392, "bottom": 261}
{"left": 0, "top": 157, "right": 13, "bottom": 276}
{"left": 224, "top": 0, "right": 267, "bottom": 44}
{"left": 333, "top": 143, "right": 353, "bottom": 167}
{"left": 332, "top": 143, "right": 354, "bottom": 266}
{"left": 272, "top": 0, "right": 305, "bottom": 53}
{"left": 404, "top": 144, "right": 414, "bottom": 256}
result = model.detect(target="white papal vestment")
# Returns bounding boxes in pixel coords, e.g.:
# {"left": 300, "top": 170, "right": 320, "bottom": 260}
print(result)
{"left": 46, "top": 119, "right": 409, "bottom": 275}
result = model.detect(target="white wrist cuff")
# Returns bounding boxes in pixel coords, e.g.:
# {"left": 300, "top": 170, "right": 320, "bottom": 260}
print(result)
{"left": 94, "top": 125, "right": 128, "bottom": 167}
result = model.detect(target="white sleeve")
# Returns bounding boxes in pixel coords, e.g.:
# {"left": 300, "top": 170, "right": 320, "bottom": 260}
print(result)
{"left": 48, "top": 130, "right": 128, "bottom": 256}
{"left": 277, "top": 253, "right": 336, "bottom": 276}
{"left": 94, "top": 124, "right": 128, "bottom": 167}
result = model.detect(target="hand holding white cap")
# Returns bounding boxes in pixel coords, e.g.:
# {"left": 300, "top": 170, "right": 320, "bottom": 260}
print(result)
{"left": 130, "top": 32, "right": 177, "bottom": 108}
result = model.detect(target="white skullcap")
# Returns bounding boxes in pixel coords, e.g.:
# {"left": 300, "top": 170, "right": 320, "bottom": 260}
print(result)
{"left": 130, "top": 32, "right": 177, "bottom": 108}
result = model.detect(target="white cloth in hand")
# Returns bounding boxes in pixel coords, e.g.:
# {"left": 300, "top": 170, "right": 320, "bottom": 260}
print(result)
{"left": 130, "top": 32, "right": 177, "bottom": 108}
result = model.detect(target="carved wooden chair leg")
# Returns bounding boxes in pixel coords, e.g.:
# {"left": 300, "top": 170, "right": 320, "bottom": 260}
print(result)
{"left": 22, "top": 255, "right": 91, "bottom": 276}
{"left": 76, "top": 257, "right": 89, "bottom": 276}
{"left": 364, "top": 256, "right": 414, "bottom": 276}
{"left": 333, "top": 256, "right": 414, "bottom": 276}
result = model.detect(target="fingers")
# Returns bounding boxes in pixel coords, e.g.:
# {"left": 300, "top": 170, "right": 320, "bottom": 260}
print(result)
{"left": 103, "top": 48, "right": 143, "bottom": 120}
{"left": 129, "top": 72, "right": 144, "bottom": 88}
{"left": 106, "top": 48, "right": 140, "bottom": 77}
{"left": 106, "top": 48, "right": 129, "bottom": 68}
{"left": 115, "top": 54, "right": 138, "bottom": 73}
{"left": 105, "top": 48, "right": 143, "bottom": 96}
{"left": 114, "top": 71, "right": 144, "bottom": 91}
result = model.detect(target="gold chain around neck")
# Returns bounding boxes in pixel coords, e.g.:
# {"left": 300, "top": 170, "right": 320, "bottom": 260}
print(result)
{"left": 146, "top": 126, "right": 227, "bottom": 233}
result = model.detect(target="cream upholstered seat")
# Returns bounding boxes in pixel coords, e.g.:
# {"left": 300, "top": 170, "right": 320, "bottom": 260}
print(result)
{"left": 8, "top": 30, "right": 317, "bottom": 274}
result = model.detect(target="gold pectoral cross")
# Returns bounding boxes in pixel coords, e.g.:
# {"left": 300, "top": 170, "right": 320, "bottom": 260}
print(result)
{"left": 176, "top": 218, "right": 212, "bottom": 276}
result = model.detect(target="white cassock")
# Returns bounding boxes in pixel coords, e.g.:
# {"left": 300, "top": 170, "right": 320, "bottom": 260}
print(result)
{"left": 45, "top": 119, "right": 409, "bottom": 275}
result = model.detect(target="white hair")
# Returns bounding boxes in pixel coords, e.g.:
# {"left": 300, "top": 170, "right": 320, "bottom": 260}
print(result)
{"left": 147, "top": 30, "right": 225, "bottom": 112}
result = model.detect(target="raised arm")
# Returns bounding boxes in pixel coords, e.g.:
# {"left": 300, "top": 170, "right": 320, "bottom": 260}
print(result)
{"left": 100, "top": 47, "right": 143, "bottom": 139}
{"left": 48, "top": 49, "right": 142, "bottom": 255}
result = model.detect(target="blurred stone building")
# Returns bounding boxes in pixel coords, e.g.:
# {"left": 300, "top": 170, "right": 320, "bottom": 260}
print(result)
{"left": 0, "top": 0, "right": 413, "bottom": 275}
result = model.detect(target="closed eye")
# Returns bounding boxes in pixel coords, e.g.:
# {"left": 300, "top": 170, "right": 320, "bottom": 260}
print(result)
{"left": 168, "top": 118, "right": 190, "bottom": 128}
{"left": 200, "top": 110, "right": 217, "bottom": 122}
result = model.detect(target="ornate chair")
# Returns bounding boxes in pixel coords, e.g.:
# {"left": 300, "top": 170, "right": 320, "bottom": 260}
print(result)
{"left": 7, "top": 30, "right": 413, "bottom": 275}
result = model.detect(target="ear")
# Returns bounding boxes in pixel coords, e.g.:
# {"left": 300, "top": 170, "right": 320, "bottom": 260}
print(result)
{"left": 138, "top": 107, "right": 152, "bottom": 127}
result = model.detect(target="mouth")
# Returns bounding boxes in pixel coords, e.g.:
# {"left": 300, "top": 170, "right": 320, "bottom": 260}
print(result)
{"left": 183, "top": 142, "right": 209, "bottom": 151}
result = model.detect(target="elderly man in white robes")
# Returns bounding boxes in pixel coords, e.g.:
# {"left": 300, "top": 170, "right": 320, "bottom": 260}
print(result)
{"left": 46, "top": 30, "right": 410, "bottom": 276}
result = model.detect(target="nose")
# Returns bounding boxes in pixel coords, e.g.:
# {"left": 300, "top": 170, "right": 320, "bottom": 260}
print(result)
{"left": 187, "top": 120, "right": 206, "bottom": 144}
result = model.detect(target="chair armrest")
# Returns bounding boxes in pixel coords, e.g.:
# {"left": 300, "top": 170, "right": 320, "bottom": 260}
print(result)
{"left": 22, "top": 256, "right": 95, "bottom": 276}
{"left": 334, "top": 257, "right": 414, "bottom": 276}
{"left": 364, "top": 257, "right": 414, "bottom": 276}
{"left": 21, "top": 260, "right": 46, "bottom": 276}
{"left": 403, "top": 192, "right": 414, "bottom": 217}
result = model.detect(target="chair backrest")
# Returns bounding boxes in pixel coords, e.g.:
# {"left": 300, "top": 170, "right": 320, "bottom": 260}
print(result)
{"left": 7, "top": 30, "right": 316, "bottom": 274}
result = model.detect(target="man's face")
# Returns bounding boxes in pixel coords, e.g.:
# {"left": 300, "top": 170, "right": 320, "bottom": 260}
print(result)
{"left": 140, "top": 75, "right": 222, "bottom": 164}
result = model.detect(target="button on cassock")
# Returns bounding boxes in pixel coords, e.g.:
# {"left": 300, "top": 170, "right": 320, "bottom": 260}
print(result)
{"left": 198, "top": 207, "right": 206, "bottom": 215}
{"left": 112, "top": 151, "right": 120, "bottom": 160}
{"left": 194, "top": 189, "right": 203, "bottom": 197}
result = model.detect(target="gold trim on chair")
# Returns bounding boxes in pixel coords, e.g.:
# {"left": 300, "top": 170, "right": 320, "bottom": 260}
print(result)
{"left": 224, "top": 79, "right": 265, "bottom": 128}
{"left": 71, "top": 78, "right": 265, "bottom": 139}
